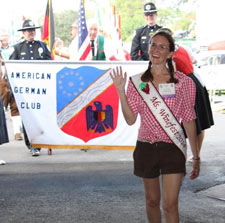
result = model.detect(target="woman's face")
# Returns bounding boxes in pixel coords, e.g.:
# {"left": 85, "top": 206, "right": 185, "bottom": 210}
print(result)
{"left": 149, "top": 35, "right": 173, "bottom": 65}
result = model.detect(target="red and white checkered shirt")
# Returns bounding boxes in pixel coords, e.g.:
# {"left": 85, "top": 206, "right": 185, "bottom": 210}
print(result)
{"left": 127, "top": 71, "right": 196, "bottom": 144}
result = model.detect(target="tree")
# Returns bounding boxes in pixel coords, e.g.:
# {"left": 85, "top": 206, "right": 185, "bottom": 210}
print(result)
{"left": 38, "top": 10, "right": 78, "bottom": 47}
{"left": 38, "top": 0, "right": 196, "bottom": 46}
{"left": 115, "top": 0, "right": 145, "bottom": 42}
{"left": 115, "top": 0, "right": 196, "bottom": 42}
{"left": 54, "top": 10, "right": 78, "bottom": 47}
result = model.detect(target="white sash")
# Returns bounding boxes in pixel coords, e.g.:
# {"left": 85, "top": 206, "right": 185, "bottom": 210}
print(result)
{"left": 131, "top": 73, "right": 187, "bottom": 158}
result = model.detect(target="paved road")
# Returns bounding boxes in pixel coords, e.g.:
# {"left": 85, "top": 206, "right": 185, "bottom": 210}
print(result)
{"left": 0, "top": 111, "right": 225, "bottom": 223}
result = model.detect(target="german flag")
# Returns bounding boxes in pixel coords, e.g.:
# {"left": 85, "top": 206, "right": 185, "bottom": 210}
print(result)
{"left": 42, "top": 0, "right": 55, "bottom": 59}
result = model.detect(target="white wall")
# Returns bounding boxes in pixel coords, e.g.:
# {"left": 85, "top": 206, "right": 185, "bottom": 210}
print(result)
{"left": 196, "top": 0, "right": 225, "bottom": 46}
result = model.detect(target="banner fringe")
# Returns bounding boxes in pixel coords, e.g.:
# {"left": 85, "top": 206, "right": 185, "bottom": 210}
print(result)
{"left": 31, "top": 144, "right": 135, "bottom": 150}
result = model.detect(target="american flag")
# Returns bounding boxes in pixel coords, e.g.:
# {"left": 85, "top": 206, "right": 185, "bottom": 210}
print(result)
{"left": 78, "top": 0, "right": 91, "bottom": 60}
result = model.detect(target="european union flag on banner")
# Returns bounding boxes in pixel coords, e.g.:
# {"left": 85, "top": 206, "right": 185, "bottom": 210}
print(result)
{"left": 56, "top": 66, "right": 119, "bottom": 142}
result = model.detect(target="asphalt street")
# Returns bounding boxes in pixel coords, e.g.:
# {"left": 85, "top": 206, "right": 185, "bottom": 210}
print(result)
{"left": 0, "top": 111, "right": 225, "bottom": 223}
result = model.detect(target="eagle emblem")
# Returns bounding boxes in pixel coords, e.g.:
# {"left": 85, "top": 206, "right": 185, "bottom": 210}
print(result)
{"left": 86, "top": 101, "right": 113, "bottom": 133}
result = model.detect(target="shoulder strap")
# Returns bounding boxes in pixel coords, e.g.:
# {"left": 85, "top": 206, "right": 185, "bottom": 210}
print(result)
{"left": 96, "top": 36, "right": 105, "bottom": 60}
{"left": 98, "top": 35, "right": 104, "bottom": 50}
{"left": 38, "top": 41, "right": 46, "bottom": 55}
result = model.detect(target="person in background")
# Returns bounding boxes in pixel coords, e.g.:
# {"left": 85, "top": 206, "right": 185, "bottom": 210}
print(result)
{"left": 0, "top": 93, "right": 8, "bottom": 165}
{"left": 0, "top": 54, "right": 9, "bottom": 165}
{"left": 110, "top": 30, "right": 200, "bottom": 223}
{"left": 130, "top": 2, "right": 162, "bottom": 61}
{"left": 54, "top": 38, "right": 69, "bottom": 61}
{"left": 0, "top": 31, "right": 14, "bottom": 60}
{"left": 10, "top": 20, "right": 51, "bottom": 60}
{"left": 0, "top": 32, "right": 23, "bottom": 141}
{"left": 54, "top": 20, "right": 78, "bottom": 61}
{"left": 87, "top": 20, "right": 116, "bottom": 61}
{"left": 9, "top": 19, "right": 52, "bottom": 156}
{"left": 69, "top": 20, "right": 78, "bottom": 61}
{"left": 160, "top": 27, "right": 214, "bottom": 162}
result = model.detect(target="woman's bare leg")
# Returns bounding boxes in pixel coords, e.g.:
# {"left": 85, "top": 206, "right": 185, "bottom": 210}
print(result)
{"left": 162, "top": 173, "right": 184, "bottom": 223}
{"left": 143, "top": 177, "right": 161, "bottom": 223}
{"left": 197, "top": 130, "right": 205, "bottom": 153}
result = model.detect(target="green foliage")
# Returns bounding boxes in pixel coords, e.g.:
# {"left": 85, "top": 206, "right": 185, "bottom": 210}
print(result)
{"left": 172, "top": 11, "right": 196, "bottom": 31}
{"left": 38, "top": 10, "right": 78, "bottom": 47}
{"left": 115, "top": 0, "right": 145, "bottom": 42}
{"left": 54, "top": 10, "right": 78, "bottom": 47}
{"left": 37, "top": 0, "right": 196, "bottom": 46}
{"left": 115, "top": 0, "right": 196, "bottom": 42}
{"left": 157, "top": 8, "right": 175, "bottom": 27}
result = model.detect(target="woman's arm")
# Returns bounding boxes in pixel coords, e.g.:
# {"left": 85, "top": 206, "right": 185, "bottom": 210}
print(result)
{"left": 183, "top": 119, "right": 200, "bottom": 179}
{"left": 110, "top": 66, "right": 137, "bottom": 125}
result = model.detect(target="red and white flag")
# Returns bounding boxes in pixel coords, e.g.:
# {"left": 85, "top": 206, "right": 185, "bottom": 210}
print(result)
{"left": 77, "top": 0, "right": 92, "bottom": 60}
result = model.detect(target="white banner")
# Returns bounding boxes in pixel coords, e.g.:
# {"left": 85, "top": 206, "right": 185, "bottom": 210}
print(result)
{"left": 5, "top": 61, "right": 148, "bottom": 150}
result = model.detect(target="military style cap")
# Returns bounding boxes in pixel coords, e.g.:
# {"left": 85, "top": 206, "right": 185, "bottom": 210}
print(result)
{"left": 143, "top": 2, "right": 157, "bottom": 15}
{"left": 17, "top": 20, "right": 40, "bottom": 31}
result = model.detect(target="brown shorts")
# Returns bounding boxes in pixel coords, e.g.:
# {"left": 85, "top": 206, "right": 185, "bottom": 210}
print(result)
{"left": 133, "top": 141, "right": 186, "bottom": 178}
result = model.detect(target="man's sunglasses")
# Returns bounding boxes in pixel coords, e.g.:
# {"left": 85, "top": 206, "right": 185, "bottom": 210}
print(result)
{"left": 25, "top": 29, "right": 36, "bottom": 32}
{"left": 144, "top": 12, "right": 156, "bottom": 16}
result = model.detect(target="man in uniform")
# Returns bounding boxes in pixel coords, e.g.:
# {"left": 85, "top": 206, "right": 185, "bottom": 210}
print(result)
{"left": 10, "top": 19, "right": 52, "bottom": 156}
{"left": 10, "top": 20, "right": 51, "bottom": 60}
{"left": 130, "top": 2, "right": 162, "bottom": 60}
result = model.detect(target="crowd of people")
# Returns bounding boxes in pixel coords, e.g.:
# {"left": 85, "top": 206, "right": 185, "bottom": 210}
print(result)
{"left": 0, "top": 2, "right": 214, "bottom": 222}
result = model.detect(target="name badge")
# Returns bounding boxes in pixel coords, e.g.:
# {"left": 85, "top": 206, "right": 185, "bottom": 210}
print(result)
{"left": 159, "top": 83, "right": 175, "bottom": 98}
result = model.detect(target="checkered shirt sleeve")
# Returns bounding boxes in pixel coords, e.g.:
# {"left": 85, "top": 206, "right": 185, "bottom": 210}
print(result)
{"left": 178, "top": 72, "right": 196, "bottom": 122}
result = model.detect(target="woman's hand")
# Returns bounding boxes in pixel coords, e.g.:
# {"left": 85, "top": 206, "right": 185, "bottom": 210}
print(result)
{"left": 110, "top": 66, "right": 136, "bottom": 125}
{"left": 183, "top": 120, "right": 200, "bottom": 180}
{"left": 189, "top": 159, "right": 200, "bottom": 179}
{"left": 110, "top": 66, "right": 127, "bottom": 93}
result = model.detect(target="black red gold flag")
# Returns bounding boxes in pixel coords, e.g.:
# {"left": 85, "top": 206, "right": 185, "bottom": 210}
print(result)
{"left": 42, "top": 0, "right": 55, "bottom": 59}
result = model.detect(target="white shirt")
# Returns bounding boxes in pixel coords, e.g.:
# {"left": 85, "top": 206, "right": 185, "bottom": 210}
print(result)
{"left": 69, "top": 36, "right": 78, "bottom": 61}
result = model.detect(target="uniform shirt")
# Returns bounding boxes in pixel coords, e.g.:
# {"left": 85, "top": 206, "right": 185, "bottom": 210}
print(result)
{"left": 130, "top": 24, "right": 162, "bottom": 61}
{"left": 9, "top": 40, "right": 51, "bottom": 60}
{"left": 127, "top": 71, "right": 196, "bottom": 144}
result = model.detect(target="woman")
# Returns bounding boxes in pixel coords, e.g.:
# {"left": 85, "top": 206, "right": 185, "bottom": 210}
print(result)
{"left": 110, "top": 31, "right": 200, "bottom": 223}
{"left": 0, "top": 56, "right": 9, "bottom": 165}
{"left": 0, "top": 94, "right": 8, "bottom": 165}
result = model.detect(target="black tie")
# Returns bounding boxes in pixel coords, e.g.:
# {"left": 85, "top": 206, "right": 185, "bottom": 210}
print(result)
{"left": 91, "top": 40, "right": 95, "bottom": 56}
